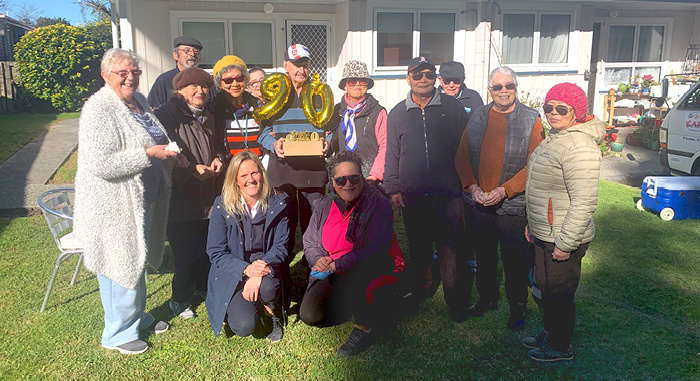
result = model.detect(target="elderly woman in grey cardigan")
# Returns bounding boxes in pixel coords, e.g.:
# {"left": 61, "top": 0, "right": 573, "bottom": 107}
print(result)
{"left": 74, "top": 48, "right": 186, "bottom": 355}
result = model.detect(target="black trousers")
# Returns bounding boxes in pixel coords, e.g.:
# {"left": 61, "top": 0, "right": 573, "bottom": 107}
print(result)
{"left": 532, "top": 238, "right": 588, "bottom": 351}
{"left": 277, "top": 184, "right": 324, "bottom": 260}
{"left": 467, "top": 203, "right": 530, "bottom": 307}
{"left": 402, "top": 195, "right": 471, "bottom": 314}
{"left": 167, "top": 219, "right": 211, "bottom": 304}
{"left": 299, "top": 269, "right": 386, "bottom": 328}
{"left": 226, "top": 275, "right": 281, "bottom": 337}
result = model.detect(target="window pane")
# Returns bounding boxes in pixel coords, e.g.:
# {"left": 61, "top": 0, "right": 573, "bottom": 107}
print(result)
{"left": 182, "top": 22, "right": 226, "bottom": 69}
{"left": 377, "top": 12, "right": 413, "bottom": 66}
{"left": 607, "top": 26, "right": 634, "bottom": 62}
{"left": 604, "top": 67, "right": 632, "bottom": 86}
{"left": 231, "top": 23, "right": 273, "bottom": 68}
{"left": 419, "top": 13, "right": 454, "bottom": 65}
{"left": 634, "top": 66, "right": 661, "bottom": 84}
{"left": 539, "top": 15, "right": 570, "bottom": 64}
{"left": 637, "top": 26, "right": 664, "bottom": 62}
{"left": 503, "top": 14, "right": 534, "bottom": 64}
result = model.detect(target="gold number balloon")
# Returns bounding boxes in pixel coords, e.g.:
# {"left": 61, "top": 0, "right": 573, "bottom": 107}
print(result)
{"left": 302, "top": 74, "right": 334, "bottom": 129}
{"left": 253, "top": 73, "right": 290, "bottom": 121}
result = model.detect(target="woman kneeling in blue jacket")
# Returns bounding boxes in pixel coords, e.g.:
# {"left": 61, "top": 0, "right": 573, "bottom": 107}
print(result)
{"left": 205, "top": 151, "right": 290, "bottom": 342}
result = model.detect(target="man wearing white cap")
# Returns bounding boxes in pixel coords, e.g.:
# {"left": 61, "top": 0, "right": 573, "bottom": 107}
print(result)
{"left": 258, "top": 44, "right": 329, "bottom": 258}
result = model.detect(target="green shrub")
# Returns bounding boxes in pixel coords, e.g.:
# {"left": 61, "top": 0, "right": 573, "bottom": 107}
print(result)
{"left": 14, "top": 22, "right": 111, "bottom": 112}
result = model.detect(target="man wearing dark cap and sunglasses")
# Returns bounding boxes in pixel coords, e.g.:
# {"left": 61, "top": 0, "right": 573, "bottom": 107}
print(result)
{"left": 384, "top": 56, "right": 472, "bottom": 323}
{"left": 148, "top": 36, "right": 204, "bottom": 110}
{"left": 438, "top": 61, "right": 484, "bottom": 120}
{"left": 455, "top": 66, "right": 544, "bottom": 331}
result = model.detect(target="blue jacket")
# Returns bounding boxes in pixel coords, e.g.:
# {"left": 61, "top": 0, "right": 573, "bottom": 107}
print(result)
{"left": 384, "top": 90, "right": 468, "bottom": 198}
{"left": 205, "top": 193, "right": 290, "bottom": 337}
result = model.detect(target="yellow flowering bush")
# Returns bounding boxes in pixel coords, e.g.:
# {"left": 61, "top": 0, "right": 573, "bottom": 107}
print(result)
{"left": 14, "top": 22, "right": 111, "bottom": 112}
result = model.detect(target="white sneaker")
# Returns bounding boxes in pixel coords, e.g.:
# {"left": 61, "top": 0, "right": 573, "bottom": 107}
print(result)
{"left": 178, "top": 307, "right": 195, "bottom": 320}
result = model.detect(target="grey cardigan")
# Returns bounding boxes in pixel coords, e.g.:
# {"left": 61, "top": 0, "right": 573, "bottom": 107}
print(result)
{"left": 74, "top": 85, "right": 172, "bottom": 289}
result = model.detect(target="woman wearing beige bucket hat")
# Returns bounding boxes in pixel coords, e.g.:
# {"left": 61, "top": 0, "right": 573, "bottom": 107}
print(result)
{"left": 328, "top": 60, "right": 387, "bottom": 189}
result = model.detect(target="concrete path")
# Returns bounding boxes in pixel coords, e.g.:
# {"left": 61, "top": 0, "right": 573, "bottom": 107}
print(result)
{"left": 0, "top": 118, "right": 79, "bottom": 211}
{"left": 598, "top": 126, "right": 669, "bottom": 187}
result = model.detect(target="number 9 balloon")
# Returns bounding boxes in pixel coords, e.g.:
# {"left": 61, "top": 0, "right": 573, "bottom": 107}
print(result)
{"left": 302, "top": 74, "right": 334, "bottom": 129}
{"left": 253, "top": 73, "right": 290, "bottom": 121}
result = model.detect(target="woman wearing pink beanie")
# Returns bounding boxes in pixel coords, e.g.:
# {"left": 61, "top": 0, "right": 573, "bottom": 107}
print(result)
{"left": 523, "top": 82, "right": 605, "bottom": 362}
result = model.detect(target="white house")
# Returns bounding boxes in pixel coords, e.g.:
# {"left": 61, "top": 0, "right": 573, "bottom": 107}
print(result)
{"left": 108, "top": 0, "right": 700, "bottom": 119}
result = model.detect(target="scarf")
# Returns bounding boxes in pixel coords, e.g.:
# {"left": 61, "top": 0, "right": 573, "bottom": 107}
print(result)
{"left": 187, "top": 103, "right": 204, "bottom": 124}
{"left": 341, "top": 95, "right": 365, "bottom": 151}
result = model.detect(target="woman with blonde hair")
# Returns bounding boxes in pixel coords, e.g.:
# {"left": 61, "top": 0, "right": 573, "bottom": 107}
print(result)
{"left": 205, "top": 151, "right": 290, "bottom": 342}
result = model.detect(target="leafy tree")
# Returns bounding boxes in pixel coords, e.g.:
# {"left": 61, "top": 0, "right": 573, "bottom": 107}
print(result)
{"left": 14, "top": 22, "right": 112, "bottom": 112}
{"left": 35, "top": 17, "right": 71, "bottom": 27}
{"left": 77, "top": 0, "right": 111, "bottom": 22}
{"left": 13, "top": 2, "right": 43, "bottom": 27}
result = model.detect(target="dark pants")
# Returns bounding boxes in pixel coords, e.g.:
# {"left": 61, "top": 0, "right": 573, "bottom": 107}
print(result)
{"left": 299, "top": 269, "right": 384, "bottom": 328}
{"left": 278, "top": 184, "right": 324, "bottom": 260}
{"left": 532, "top": 238, "right": 588, "bottom": 351}
{"left": 167, "top": 219, "right": 211, "bottom": 304}
{"left": 226, "top": 275, "right": 281, "bottom": 337}
{"left": 467, "top": 203, "right": 529, "bottom": 307}
{"left": 402, "top": 195, "right": 471, "bottom": 314}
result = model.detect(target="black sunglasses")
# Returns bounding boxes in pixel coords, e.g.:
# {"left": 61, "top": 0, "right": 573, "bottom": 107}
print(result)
{"left": 333, "top": 174, "right": 362, "bottom": 186}
{"left": 410, "top": 71, "right": 437, "bottom": 81}
{"left": 490, "top": 83, "right": 517, "bottom": 91}
{"left": 543, "top": 104, "right": 571, "bottom": 116}
{"left": 442, "top": 78, "right": 463, "bottom": 85}
{"left": 222, "top": 76, "right": 245, "bottom": 84}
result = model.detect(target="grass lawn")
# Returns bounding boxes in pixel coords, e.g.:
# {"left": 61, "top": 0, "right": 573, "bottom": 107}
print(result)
{"left": 0, "top": 113, "right": 80, "bottom": 164}
{"left": 1, "top": 180, "right": 698, "bottom": 378}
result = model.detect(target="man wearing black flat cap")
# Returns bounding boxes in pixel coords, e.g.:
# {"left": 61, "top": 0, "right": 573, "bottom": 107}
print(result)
{"left": 384, "top": 56, "right": 472, "bottom": 323}
{"left": 438, "top": 61, "right": 484, "bottom": 121}
{"left": 148, "top": 36, "right": 204, "bottom": 110}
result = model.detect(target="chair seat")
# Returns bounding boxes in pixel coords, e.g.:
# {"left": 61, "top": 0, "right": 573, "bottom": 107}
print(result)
{"left": 59, "top": 233, "right": 84, "bottom": 251}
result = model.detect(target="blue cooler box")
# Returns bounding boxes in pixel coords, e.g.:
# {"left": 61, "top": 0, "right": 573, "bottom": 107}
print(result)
{"left": 638, "top": 176, "right": 700, "bottom": 221}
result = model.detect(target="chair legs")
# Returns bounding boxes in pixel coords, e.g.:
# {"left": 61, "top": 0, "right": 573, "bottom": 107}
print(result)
{"left": 40, "top": 252, "right": 82, "bottom": 313}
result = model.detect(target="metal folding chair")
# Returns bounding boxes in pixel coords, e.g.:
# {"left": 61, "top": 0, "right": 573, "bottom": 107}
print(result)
{"left": 37, "top": 188, "right": 84, "bottom": 312}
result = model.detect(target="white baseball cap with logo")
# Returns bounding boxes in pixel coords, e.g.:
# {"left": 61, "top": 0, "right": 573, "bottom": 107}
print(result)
{"left": 284, "top": 44, "right": 311, "bottom": 63}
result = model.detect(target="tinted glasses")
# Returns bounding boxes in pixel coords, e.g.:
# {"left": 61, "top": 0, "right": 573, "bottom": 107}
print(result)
{"left": 490, "top": 83, "right": 517, "bottom": 91}
{"left": 111, "top": 70, "right": 142, "bottom": 78}
{"left": 410, "top": 71, "right": 437, "bottom": 81}
{"left": 543, "top": 104, "right": 571, "bottom": 115}
{"left": 442, "top": 78, "right": 463, "bottom": 85}
{"left": 222, "top": 76, "right": 245, "bottom": 84}
{"left": 347, "top": 79, "right": 369, "bottom": 87}
{"left": 333, "top": 174, "right": 362, "bottom": 186}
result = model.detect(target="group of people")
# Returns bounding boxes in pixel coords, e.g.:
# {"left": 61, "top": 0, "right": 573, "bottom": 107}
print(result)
{"left": 73, "top": 35, "right": 605, "bottom": 363}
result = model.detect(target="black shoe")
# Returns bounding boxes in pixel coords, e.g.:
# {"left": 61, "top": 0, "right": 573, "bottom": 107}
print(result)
{"left": 468, "top": 300, "right": 498, "bottom": 317}
{"left": 102, "top": 339, "right": 148, "bottom": 355}
{"left": 266, "top": 315, "right": 284, "bottom": 343}
{"left": 527, "top": 343, "right": 573, "bottom": 363}
{"left": 506, "top": 303, "right": 526, "bottom": 331}
{"left": 337, "top": 327, "right": 375, "bottom": 357}
{"left": 522, "top": 329, "right": 548, "bottom": 349}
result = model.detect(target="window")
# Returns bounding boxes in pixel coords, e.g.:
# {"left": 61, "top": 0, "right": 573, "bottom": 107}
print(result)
{"left": 502, "top": 13, "right": 571, "bottom": 65}
{"left": 231, "top": 22, "right": 274, "bottom": 68}
{"left": 182, "top": 22, "right": 226, "bottom": 69}
{"left": 180, "top": 20, "right": 275, "bottom": 69}
{"left": 375, "top": 11, "right": 456, "bottom": 68}
{"left": 607, "top": 25, "right": 664, "bottom": 63}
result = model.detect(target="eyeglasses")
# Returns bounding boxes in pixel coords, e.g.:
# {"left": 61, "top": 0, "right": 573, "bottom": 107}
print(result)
{"left": 347, "top": 79, "right": 368, "bottom": 87}
{"left": 543, "top": 104, "right": 571, "bottom": 115}
{"left": 110, "top": 70, "right": 142, "bottom": 78}
{"left": 179, "top": 47, "right": 200, "bottom": 55}
{"left": 442, "top": 78, "right": 463, "bottom": 85}
{"left": 489, "top": 83, "right": 516, "bottom": 91}
{"left": 248, "top": 79, "right": 264, "bottom": 87}
{"left": 333, "top": 174, "right": 362, "bottom": 186}
{"left": 221, "top": 76, "right": 246, "bottom": 84}
{"left": 410, "top": 71, "right": 437, "bottom": 81}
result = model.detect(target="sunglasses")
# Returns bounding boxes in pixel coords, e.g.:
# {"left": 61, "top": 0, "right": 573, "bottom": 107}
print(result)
{"left": 347, "top": 79, "right": 369, "bottom": 87}
{"left": 543, "top": 104, "right": 571, "bottom": 115}
{"left": 111, "top": 70, "right": 142, "bottom": 78}
{"left": 410, "top": 71, "right": 437, "bottom": 81}
{"left": 222, "top": 76, "right": 246, "bottom": 84}
{"left": 490, "top": 83, "right": 516, "bottom": 91}
{"left": 333, "top": 174, "right": 362, "bottom": 186}
{"left": 442, "top": 78, "right": 463, "bottom": 85}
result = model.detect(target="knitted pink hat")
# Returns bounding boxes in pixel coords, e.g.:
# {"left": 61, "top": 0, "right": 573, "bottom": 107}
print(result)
{"left": 544, "top": 83, "right": 588, "bottom": 122}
